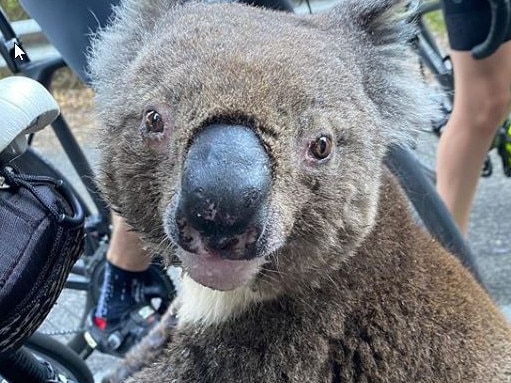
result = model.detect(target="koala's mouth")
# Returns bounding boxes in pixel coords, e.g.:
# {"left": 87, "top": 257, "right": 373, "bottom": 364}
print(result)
{"left": 168, "top": 216, "right": 268, "bottom": 291}
{"left": 178, "top": 248, "right": 266, "bottom": 291}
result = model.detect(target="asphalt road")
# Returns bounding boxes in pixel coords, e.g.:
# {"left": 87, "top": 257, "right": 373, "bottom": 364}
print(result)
{"left": 470, "top": 170, "right": 511, "bottom": 308}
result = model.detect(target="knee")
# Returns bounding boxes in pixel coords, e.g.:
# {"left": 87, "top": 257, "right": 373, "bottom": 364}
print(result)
{"left": 469, "top": 88, "right": 510, "bottom": 137}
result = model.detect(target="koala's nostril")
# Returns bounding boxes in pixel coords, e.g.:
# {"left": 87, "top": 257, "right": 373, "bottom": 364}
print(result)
{"left": 215, "top": 237, "right": 239, "bottom": 250}
{"left": 176, "top": 124, "right": 271, "bottom": 252}
{"left": 243, "top": 189, "right": 262, "bottom": 208}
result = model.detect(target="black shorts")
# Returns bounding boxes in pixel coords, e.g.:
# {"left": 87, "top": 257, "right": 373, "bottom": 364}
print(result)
{"left": 442, "top": 0, "right": 511, "bottom": 51}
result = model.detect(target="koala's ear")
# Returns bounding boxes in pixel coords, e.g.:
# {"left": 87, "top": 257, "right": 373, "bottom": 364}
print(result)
{"left": 87, "top": 0, "right": 178, "bottom": 91}
{"left": 328, "top": 0, "right": 412, "bottom": 44}
{"left": 322, "top": 0, "right": 437, "bottom": 146}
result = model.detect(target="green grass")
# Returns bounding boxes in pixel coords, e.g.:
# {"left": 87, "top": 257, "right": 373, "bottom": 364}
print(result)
{"left": 0, "top": 0, "right": 28, "bottom": 21}
{"left": 423, "top": 10, "right": 446, "bottom": 35}
{"left": 0, "top": 0, "right": 25, "bottom": 79}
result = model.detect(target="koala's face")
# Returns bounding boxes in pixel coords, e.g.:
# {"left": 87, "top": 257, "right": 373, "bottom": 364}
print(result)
{"left": 90, "top": 0, "right": 432, "bottom": 293}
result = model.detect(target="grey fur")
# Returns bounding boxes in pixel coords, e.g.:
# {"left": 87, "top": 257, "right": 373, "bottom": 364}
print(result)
{"left": 89, "top": 0, "right": 511, "bottom": 381}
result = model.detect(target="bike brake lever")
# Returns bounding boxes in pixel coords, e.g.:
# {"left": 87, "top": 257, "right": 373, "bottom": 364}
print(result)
{"left": 471, "top": 0, "right": 511, "bottom": 59}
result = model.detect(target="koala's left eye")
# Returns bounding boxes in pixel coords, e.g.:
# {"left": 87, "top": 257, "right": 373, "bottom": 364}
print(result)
{"left": 309, "top": 135, "right": 333, "bottom": 160}
{"left": 143, "top": 110, "right": 164, "bottom": 133}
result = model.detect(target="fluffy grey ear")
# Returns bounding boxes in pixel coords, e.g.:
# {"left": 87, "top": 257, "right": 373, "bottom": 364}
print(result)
{"left": 330, "top": 0, "right": 413, "bottom": 45}
{"left": 87, "top": 0, "right": 176, "bottom": 93}
{"left": 325, "top": 0, "right": 438, "bottom": 145}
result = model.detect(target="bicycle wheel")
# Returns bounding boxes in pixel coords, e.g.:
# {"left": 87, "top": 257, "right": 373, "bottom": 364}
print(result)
{"left": 0, "top": 332, "right": 94, "bottom": 383}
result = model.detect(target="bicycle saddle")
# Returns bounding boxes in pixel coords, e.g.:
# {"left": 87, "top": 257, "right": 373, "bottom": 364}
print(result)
{"left": 0, "top": 76, "right": 59, "bottom": 156}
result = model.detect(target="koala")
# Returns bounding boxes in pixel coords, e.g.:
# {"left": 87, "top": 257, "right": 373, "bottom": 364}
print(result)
{"left": 89, "top": 0, "right": 511, "bottom": 381}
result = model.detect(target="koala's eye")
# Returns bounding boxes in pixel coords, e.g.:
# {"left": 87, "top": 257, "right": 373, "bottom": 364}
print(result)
{"left": 144, "top": 110, "right": 164, "bottom": 133}
{"left": 309, "top": 136, "right": 333, "bottom": 160}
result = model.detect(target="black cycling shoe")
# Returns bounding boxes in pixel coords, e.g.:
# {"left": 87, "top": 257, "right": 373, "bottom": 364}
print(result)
{"left": 84, "top": 259, "right": 176, "bottom": 357}
{"left": 84, "top": 304, "right": 161, "bottom": 357}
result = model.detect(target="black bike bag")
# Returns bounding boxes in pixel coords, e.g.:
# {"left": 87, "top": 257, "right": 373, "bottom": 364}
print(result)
{"left": 0, "top": 164, "right": 84, "bottom": 353}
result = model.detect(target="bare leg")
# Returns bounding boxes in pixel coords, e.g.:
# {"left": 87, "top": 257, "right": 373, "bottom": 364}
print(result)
{"left": 436, "top": 41, "right": 511, "bottom": 235}
{"left": 107, "top": 214, "right": 152, "bottom": 271}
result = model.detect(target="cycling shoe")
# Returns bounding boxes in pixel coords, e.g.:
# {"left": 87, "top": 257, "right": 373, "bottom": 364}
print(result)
{"left": 84, "top": 304, "right": 160, "bottom": 357}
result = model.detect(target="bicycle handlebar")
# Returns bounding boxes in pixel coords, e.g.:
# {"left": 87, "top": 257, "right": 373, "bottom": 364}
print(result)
{"left": 471, "top": 0, "right": 511, "bottom": 59}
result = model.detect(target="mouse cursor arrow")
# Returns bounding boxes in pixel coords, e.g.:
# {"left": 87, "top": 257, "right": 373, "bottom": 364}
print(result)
{"left": 13, "top": 43, "right": 26, "bottom": 60}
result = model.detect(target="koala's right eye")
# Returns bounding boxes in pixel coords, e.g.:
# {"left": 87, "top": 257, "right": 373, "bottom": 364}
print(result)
{"left": 309, "top": 135, "right": 333, "bottom": 160}
{"left": 143, "top": 110, "right": 164, "bottom": 133}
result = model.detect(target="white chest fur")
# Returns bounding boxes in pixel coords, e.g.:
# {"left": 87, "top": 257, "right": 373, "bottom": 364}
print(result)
{"left": 176, "top": 274, "right": 267, "bottom": 326}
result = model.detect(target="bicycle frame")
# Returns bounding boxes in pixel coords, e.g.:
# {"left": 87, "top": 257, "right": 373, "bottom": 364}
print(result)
{"left": 412, "top": 1, "right": 454, "bottom": 101}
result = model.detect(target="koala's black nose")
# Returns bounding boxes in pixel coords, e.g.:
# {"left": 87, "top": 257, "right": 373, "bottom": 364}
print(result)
{"left": 175, "top": 124, "right": 271, "bottom": 260}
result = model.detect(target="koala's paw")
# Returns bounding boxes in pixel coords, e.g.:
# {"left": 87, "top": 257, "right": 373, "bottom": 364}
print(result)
{"left": 102, "top": 304, "right": 179, "bottom": 383}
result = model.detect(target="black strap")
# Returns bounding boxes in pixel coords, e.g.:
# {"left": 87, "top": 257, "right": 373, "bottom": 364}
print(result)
{"left": 1, "top": 167, "right": 83, "bottom": 226}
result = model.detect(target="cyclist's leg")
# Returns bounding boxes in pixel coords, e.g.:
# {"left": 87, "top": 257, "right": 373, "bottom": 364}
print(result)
{"left": 436, "top": 1, "right": 511, "bottom": 235}
{"left": 107, "top": 214, "right": 152, "bottom": 271}
{"left": 93, "top": 214, "right": 152, "bottom": 328}
{"left": 436, "top": 44, "right": 511, "bottom": 235}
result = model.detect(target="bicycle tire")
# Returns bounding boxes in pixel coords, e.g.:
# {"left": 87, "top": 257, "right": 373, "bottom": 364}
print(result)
{"left": 384, "top": 145, "right": 485, "bottom": 287}
{"left": 5, "top": 332, "right": 94, "bottom": 383}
